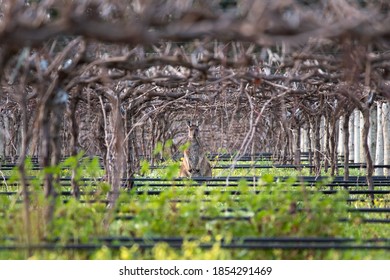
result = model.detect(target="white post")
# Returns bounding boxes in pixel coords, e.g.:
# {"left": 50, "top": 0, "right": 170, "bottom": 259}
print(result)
{"left": 354, "top": 109, "right": 361, "bottom": 163}
{"left": 320, "top": 115, "right": 326, "bottom": 154}
{"left": 301, "top": 127, "right": 307, "bottom": 153}
{"left": 369, "top": 103, "right": 377, "bottom": 160}
{"left": 359, "top": 109, "right": 365, "bottom": 164}
{"left": 383, "top": 102, "right": 390, "bottom": 176}
{"left": 338, "top": 116, "right": 344, "bottom": 159}
{"left": 349, "top": 112, "right": 355, "bottom": 163}
{"left": 375, "top": 102, "right": 384, "bottom": 176}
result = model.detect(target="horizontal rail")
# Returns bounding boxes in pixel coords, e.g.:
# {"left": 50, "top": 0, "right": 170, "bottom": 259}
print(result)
{"left": 0, "top": 189, "right": 389, "bottom": 196}
{"left": 2, "top": 163, "right": 390, "bottom": 171}
{"left": 150, "top": 164, "right": 390, "bottom": 169}
{"left": 2, "top": 236, "right": 389, "bottom": 244}
{"left": 0, "top": 153, "right": 313, "bottom": 162}
{"left": 1, "top": 237, "right": 389, "bottom": 251}
{"left": 3, "top": 177, "right": 390, "bottom": 190}
{"left": 2, "top": 198, "right": 390, "bottom": 207}
{"left": 112, "top": 215, "right": 390, "bottom": 224}
{"left": 1, "top": 175, "right": 390, "bottom": 182}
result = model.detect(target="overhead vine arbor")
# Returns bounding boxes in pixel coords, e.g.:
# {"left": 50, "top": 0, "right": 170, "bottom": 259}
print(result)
{"left": 1, "top": 0, "right": 390, "bottom": 220}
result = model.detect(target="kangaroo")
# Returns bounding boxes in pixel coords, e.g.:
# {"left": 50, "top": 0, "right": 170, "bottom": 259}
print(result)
{"left": 179, "top": 121, "right": 212, "bottom": 178}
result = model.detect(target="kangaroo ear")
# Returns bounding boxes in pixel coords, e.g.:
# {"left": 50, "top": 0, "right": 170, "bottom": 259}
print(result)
{"left": 195, "top": 120, "right": 199, "bottom": 127}
{"left": 186, "top": 120, "right": 191, "bottom": 127}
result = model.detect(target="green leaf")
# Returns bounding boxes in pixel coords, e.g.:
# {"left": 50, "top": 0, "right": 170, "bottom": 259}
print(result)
{"left": 163, "top": 162, "right": 180, "bottom": 180}
{"left": 179, "top": 142, "right": 190, "bottom": 152}
{"left": 153, "top": 142, "right": 163, "bottom": 156}
{"left": 165, "top": 139, "right": 173, "bottom": 148}
{"left": 140, "top": 160, "right": 150, "bottom": 175}
{"left": 261, "top": 174, "right": 274, "bottom": 184}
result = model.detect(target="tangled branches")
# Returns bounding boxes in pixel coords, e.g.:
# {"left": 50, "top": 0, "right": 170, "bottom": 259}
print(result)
{"left": 1, "top": 0, "right": 390, "bottom": 219}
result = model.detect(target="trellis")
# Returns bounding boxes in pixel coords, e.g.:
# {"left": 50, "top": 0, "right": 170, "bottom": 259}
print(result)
{"left": 1, "top": 0, "right": 390, "bottom": 223}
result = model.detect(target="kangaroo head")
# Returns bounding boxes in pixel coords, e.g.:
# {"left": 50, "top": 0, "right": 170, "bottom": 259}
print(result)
{"left": 186, "top": 120, "right": 199, "bottom": 140}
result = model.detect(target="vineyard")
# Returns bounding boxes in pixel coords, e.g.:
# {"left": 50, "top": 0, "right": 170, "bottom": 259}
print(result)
{"left": 0, "top": 0, "right": 390, "bottom": 260}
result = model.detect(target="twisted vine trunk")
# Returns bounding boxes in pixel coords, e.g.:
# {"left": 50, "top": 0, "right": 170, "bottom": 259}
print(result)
{"left": 361, "top": 107, "right": 374, "bottom": 202}
{"left": 40, "top": 99, "right": 57, "bottom": 223}
{"left": 17, "top": 86, "right": 32, "bottom": 256}
{"left": 107, "top": 100, "right": 125, "bottom": 208}
{"left": 293, "top": 126, "right": 301, "bottom": 168}
{"left": 126, "top": 112, "right": 138, "bottom": 189}
{"left": 99, "top": 91, "right": 125, "bottom": 229}
{"left": 69, "top": 89, "right": 80, "bottom": 199}
{"left": 343, "top": 112, "right": 351, "bottom": 181}
{"left": 311, "top": 115, "right": 321, "bottom": 176}
{"left": 329, "top": 116, "right": 338, "bottom": 177}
